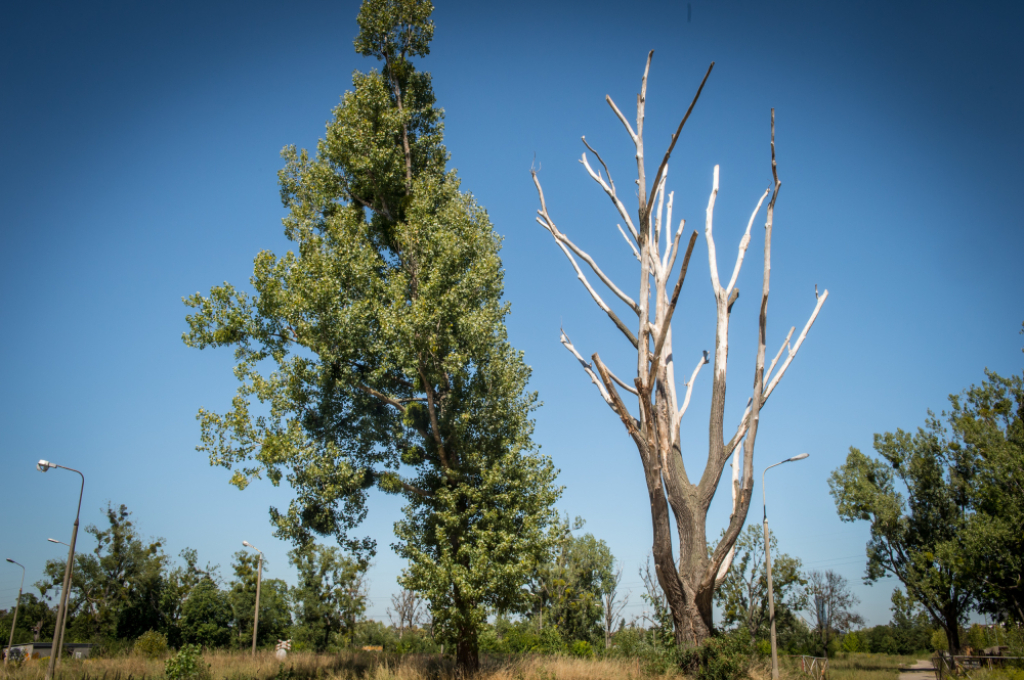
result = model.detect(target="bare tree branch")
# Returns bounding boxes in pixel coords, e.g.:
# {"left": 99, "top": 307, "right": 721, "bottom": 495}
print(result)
{"left": 560, "top": 330, "right": 614, "bottom": 407}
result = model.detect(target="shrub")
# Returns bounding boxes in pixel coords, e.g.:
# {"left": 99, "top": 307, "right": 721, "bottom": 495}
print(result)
{"left": 133, "top": 629, "right": 168, "bottom": 658}
{"left": 931, "top": 628, "right": 948, "bottom": 652}
{"left": 164, "top": 644, "right": 211, "bottom": 680}
{"left": 568, "top": 640, "right": 593, "bottom": 658}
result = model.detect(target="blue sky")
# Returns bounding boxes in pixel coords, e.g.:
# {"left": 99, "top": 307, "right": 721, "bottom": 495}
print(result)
{"left": 1, "top": 0, "right": 1022, "bottom": 628}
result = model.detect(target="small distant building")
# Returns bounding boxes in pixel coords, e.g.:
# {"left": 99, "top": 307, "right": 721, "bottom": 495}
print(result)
{"left": 2, "top": 643, "right": 95, "bottom": 661}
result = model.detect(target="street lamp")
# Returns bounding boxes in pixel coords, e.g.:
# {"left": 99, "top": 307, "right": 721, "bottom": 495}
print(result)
{"left": 47, "top": 538, "right": 74, "bottom": 665}
{"left": 4, "top": 559, "right": 25, "bottom": 669}
{"left": 763, "top": 452, "right": 809, "bottom": 680}
{"left": 241, "top": 541, "right": 264, "bottom": 657}
{"left": 37, "top": 460, "right": 84, "bottom": 680}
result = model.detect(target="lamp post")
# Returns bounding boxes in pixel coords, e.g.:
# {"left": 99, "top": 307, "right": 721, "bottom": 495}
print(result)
{"left": 242, "top": 541, "right": 263, "bottom": 657}
{"left": 4, "top": 559, "right": 25, "bottom": 669}
{"left": 37, "top": 460, "right": 84, "bottom": 680}
{"left": 47, "top": 538, "right": 74, "bottom": 665}
{"left": 763, "top": 452, "right": 809, "bottom": 680}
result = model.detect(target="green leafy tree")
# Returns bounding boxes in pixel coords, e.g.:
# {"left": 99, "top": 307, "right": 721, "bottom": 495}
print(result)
{"left": 530, "top": 520, "right": 615, "bottom": 644}
{"left": 160, "top": 548, "right": 219, "bottom": 646}
{"left": 0, "top": 593, "right": 54, "bottom": 644}
{"left": 181, "top": 0, "right": 560, "bottom": 672}
{"left": 889, "top": 590, "right": 932, "bottom": 654}
{"left": 179, "top": 578, "right": 232, "bottom": 648}
{"left": 829, "top": 420, "right": 977, "bottom": 653}
{"left": 946, "top": 366, "right": 1024, "bottom": 623}
{"left": 226, "top": 551, "right": 291, "bottom": 649}
{"left": 714, "top": 524, "right": 807, "bottom": 644}
{"left": 38, "top": 503, "right": 167, "bottom": 642}
{"left": 289, "top": 544, "right": 367, "bottom": 651}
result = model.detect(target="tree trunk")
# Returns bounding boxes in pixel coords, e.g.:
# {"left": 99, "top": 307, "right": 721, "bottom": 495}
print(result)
{"left": 455, "top": 629, "right": 479, "bottom": 677}
{"left": 533, "top": 56, "right": 826, "bottom": 652}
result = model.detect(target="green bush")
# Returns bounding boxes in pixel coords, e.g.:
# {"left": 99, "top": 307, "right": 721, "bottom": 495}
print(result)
{"left": 931, "top": 628, "right": 948, "bottom": 652}
{"left": 568, "top": 640, "right": 593, "bottom": 658}
{"left": 164, "top": 644, "right": 211, "bottom": 680}
{"left": 677, "top": 633, "right": 748, "bottom": 680}
{"left": 133, "top": 629, "right": 168, "bottom": 658}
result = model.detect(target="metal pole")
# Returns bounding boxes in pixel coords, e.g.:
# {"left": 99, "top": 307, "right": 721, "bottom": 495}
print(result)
{"left": 762, "top": 454, "right": 809, "bottom": 680}
{"left": 764, "top": 515, "right": 779, "bottom": 680}
{"left": 251, "top": 551, "right": 263, "bottom": 657}
{"left": 4, "top": 559, "right": 25, "bottom": 669}
{"left": 47, "top": 540, "right": 74, "bottom": 667}
{"left": 39, "top": 462, "right": 84, "bottom": 680}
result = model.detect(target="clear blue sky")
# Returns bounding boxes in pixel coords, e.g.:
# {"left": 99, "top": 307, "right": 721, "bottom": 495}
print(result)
{"left": 2, "top": 0, "right": 1022, "bottom": 628}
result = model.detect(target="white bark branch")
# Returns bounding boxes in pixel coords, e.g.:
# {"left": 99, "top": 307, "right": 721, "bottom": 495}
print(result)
{"left": 765, "top": 326, "right": 795, "bottom": 387}
{"left": 762, "top": 289, "right": 829, "bottom": 401}
{"left": 724, "top": 188, "right": 770, "bottom": 295}
{"left": 581, "top": 153, "right": 640, "bottom": 241}
{"left": 617, "top": 224, "right": 641, "bottom": 261}
{"left": 560, "top": 330, "right": 613, "bottom": 407}
{"left": 705, "top": 165, "right": 722, "bottom": 294}
{"left": 543, "top": 217, "right": 639, "bottom": 313}
{"left": 605, "top": 94, "right": 638, "bottom": 144}
{"left": 672, "top": 350, "right": 710, "bottom": 447}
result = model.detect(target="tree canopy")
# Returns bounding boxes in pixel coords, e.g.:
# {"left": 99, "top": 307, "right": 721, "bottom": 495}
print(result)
{"left": 182, "top": 0, "right": 560, "bottom": 671}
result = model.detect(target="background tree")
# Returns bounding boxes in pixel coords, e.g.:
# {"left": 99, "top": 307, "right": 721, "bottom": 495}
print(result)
{"left": 531, "top": 53, "right": 827, "bottom": 645}
{"left": 947, "top": 366, "right": 1024, "bottom": 622}
{"left": 289, "top": 544, "right": 367, "bottom": 651}
{"left": 804, "top": 570, "right": 862, "bottom": 656}
{"left": 38, "top": 503, "right": 167, "bottom": 642}
{"left": 179, "top": 577, "right": 232, "bottom": 648}
{"left": 181, "top": 0, "right": 560, "bottom": 672}
{"left": 160, "top": 548, "right": 219, "bottom": 647}
{"left": 387, "top": 589, "right": 424, "bottom": 639}
{"left": 601, "top": 566, "right": 628, "bottom": 650}
{"left": 829, "top": 422, "right": 978, "bottom": 652}
{"left": 715, "top": 524, "right": 807, "bottom": 644}
{"left": 531, "top": 526, "right": 614, "bottom": 645}
{"left": 227, "top": 550, "right": 291, "bottom": 649}
{"left": 0, "top": 594, "right": 54, "bottom": 645}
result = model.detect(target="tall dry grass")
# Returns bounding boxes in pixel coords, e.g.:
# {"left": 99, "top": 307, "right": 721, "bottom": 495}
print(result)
{"left": 0, "top": 649, "right": 684, "bottom": 680}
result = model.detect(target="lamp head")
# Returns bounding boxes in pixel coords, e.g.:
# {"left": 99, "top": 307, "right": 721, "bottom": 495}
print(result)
{"left": 37, "top": 460, "right": 54, "bottom": 472}
{"left": 5, "top": 558, "right": 13, "bottom": 564}
{"left": 47, "top": 539, "right": 60, "bottom": 544}
{"left": 242, "top": 541, "right": 251, "bottom": 548}
{"left": 788, "top": 453, "right": 810, "bottom": 462}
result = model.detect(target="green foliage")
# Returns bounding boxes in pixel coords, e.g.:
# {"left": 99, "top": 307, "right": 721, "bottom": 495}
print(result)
{"left": 133, "top": 629, "right": 168, "bottom": 658}
{"left": 181, "top": 0, "right": 560, "bottom": 670}
{"left": 227, "top": 551, "right": 292, "bottom": 648}
{"left": 842, "top": 631, "right": 862, "bottom": 653}
{"left": 179, "top": 578, "right": 232, "bottom": 648}
{"left": 676, "top": 632, "right": 750, "bottom": 680}
{"left": 164, "top": 644, "right": 212, "bottom": 680}
{"left": 0, "top": 593, "right": 54, "bottom": 645}
{"left": 931, "top": 627, "right": 948, "bottom": 652}
{"left": 289, "top": 544, "right": 366, "bottom": 651}
{"left": 829, "top": 425, "right": 975, "bottom": 652}
{"left": 527, "top": 519, "right": 614, "bottom": 645}
{"left": 946, "top": 365, "right": 1024, "bottom": 623}
{"left": 715, "top": 524, "right": 808, "bottom": 644}
{"left": 37, "top": 504, "right": 167, "bottom": 643}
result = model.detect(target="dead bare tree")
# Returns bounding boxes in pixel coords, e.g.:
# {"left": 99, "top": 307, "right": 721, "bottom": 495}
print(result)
{"left": 531, "top": 52, "right": 827, "bottom": 645}
{"left": 602, "top": 567, "right": 629, "bottom": 649}
{"left": 387, "top": 588, "right": 424, "bottom": 639}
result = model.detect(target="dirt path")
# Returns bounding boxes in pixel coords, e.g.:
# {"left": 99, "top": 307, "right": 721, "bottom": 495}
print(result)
{"left": 899, "top": 658, "right": 935, "bottom": 680}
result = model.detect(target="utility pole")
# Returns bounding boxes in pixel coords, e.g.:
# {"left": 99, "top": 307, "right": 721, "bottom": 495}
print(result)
{"left": 242, "top": 541, "right": 263, "bottom": 657}
{"left": 4, "top": 559, "right": 25, "bottom": 668}
{"left": 36, "top": 460, "right": 84, "bottom": 680}
{"left": 762, "top": 453, "right": 809, "bottom": 680}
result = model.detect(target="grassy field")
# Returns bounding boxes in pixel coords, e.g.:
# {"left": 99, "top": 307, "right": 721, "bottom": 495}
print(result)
{"left": 0, "top": 649, "right": 935, "bottom": 680}
{"left": 780, "top": 652, "right": 929, "bottom": 680}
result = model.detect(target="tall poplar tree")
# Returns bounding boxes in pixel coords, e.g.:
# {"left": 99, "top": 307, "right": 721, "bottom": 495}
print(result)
{"left": 182, "top": 0, "right": 560, "bottom": 672}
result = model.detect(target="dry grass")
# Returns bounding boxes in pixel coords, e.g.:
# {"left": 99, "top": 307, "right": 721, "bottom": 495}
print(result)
{"left": 2, "top": 649, "right": 935, "bottom": 680}
{"left": 0, "top": 649, "right": 682, "bottom": 680}
{"left": 777, "top": 652, "right": 928, "bottom": 680}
